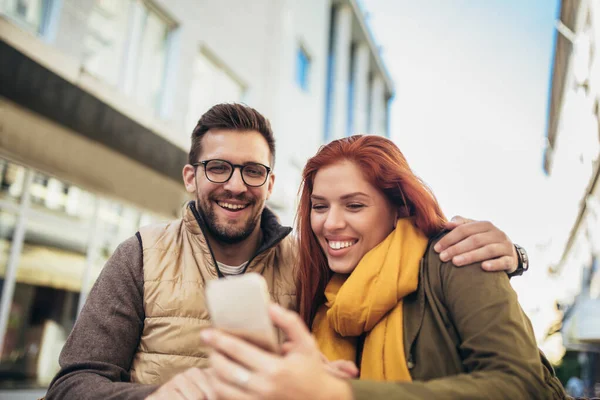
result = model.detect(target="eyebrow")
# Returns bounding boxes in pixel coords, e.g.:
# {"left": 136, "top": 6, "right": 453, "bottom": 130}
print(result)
{"left": 311, "top": 192, "right": 370, "bottom": 201}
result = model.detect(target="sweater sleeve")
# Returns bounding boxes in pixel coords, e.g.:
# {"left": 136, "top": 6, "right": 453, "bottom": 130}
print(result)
{"left": 45, "top": 235, "right": 158, "bottom": 400}
{"left": 349, "top": 246, "right": 565, "bottom": 400}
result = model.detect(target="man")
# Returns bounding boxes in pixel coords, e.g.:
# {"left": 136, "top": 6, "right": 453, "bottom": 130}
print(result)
{"left": 46, "top": 103, "right": 527, "bottom": 399}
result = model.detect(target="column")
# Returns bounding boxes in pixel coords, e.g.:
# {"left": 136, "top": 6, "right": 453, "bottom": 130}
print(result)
{"left": 369, "top": 74, "right": 385, "bottom": 136}
{"left": 352, "top": 43, "right": 370, "bottom": 134}
{"left": 331, "top": 5, "right": 353, "bottom": 140}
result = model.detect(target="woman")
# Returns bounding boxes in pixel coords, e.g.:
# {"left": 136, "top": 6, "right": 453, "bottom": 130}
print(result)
{"left": 199, "top": 135, "right": 566, "bottom": 399}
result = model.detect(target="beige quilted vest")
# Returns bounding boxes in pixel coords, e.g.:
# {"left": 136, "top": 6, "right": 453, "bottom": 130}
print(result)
{"left": 129, "top": 204, "right": 297, "bottom": 385}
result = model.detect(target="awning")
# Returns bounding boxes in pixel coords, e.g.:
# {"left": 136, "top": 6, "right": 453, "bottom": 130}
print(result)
{"left": 562, "top": 298, "right": 600, "bottom": 351}
{"left": 0, "top": 239, "right": 103, "bottom": 292}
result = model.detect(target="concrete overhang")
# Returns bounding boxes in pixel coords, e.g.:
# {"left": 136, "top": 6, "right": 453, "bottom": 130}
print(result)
{"left": 0, "top": 17, "right": 188, "bottom": 183}
{"left": 544, "top": 0, "right": 580, "bottom": 174}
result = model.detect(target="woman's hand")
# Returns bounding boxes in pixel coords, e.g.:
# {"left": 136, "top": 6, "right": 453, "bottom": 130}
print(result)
{"left": 325, "top": 359, "right": 359, "bottom": 379}
{"left": 200, "top": 304, "right": 354, "bottom": 400}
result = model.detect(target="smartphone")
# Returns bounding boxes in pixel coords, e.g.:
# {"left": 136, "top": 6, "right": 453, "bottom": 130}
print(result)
{"left": 205, "top": 273, "right": 279, "bottom": 353}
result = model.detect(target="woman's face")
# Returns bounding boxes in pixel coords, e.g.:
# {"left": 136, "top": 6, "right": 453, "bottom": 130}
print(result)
{"left": 310, "top": 160, "right": 397, "bottom": 274}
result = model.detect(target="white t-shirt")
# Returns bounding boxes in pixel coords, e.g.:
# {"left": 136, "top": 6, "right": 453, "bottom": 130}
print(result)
{"left": 217, "top": 261, "right": 249, "bottom": 276}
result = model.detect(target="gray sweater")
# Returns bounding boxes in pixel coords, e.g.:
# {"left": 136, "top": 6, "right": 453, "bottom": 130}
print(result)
{"left": 46, "top": 235, "right": 158, "bottom": 399}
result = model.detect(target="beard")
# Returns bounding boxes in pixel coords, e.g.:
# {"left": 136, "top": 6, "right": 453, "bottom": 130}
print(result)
{"left": 196, "top": 192, "right": 263, "bottom": 244}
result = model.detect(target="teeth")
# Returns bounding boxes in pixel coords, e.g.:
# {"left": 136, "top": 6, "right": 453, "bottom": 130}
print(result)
{"left": 218, "top": 202, "right": 247, "bottom": 210}
{"left": 328, "top": 241, "right": 356, "bottom": 250}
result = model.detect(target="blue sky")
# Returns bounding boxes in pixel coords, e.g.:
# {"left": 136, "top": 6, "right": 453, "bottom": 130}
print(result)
{"left": 363, "top": 0, "right": 561, "bottom": 338}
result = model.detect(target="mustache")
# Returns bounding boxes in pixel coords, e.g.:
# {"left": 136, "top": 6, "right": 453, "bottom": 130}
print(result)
{"left": 211, "top": 192, "right": 254, "bottom": 204}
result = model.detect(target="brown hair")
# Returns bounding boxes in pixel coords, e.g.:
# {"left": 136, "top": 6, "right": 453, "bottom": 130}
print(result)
{"left": 295, "top": 135, "right": 447, "bottom": 326}
{"left": 189, "top": 103, "right": 276, "bottom": 166}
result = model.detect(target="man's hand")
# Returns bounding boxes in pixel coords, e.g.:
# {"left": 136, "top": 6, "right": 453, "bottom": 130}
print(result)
{"left": 146, "top": 367, "right": 213, "bottom": 400}
{"left": 434, "top": 216, "right": 518, "bottom": 273}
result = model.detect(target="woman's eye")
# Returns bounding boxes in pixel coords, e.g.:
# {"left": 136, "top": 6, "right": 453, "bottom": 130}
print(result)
{"left": 311, "top": 204, "right": 327, "bottom": 211}
{"left": 348, "top": 203, "right": 365, "bottom": 210}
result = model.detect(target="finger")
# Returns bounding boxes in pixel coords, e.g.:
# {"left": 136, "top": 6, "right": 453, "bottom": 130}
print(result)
{"left": 439, "top": 229, "right": 506, "bottom": 262}
{"left": 208, "top": 369, "right": 253, "bottom": 400}
{"left": 210, "top": 350, "right": 267, "bottom": 396}
{"left": 447, "top": 243, "right": 511, "bottom": 267}
{"left": 281, "top": 342, "right": 295, "bottom": 355}
{"left": 330, "top": 360, "right": 359, "bottom": 377}
{"left": 171, "top": 374, "right": 204, "bottom": 400}
{"left": 324, "top": 364, "right": 355, "bottom": 379}
{"left": 434, "top": 221, "right": 494, "bottom": 253}
{"left": 201, "top": 329, "right": 275, "bottom": 373}
{"left": 151, "top": 386, "right": 186, "bottom": 400}
{"left": 482, "top": 255, "right": 517, "bottom": 273}
{"left": 183, "top": 368, "right": 212, "bottom": 399}
{"left": 268, "top": 304, "right": 316, "bottom": 352}
{"left": 443, "top": 215, "right": 472, "bottom": 230}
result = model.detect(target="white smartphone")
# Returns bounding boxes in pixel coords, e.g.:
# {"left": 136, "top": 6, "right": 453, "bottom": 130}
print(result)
{"left": 205, "top": 273, "right": 279, "bottom": 353}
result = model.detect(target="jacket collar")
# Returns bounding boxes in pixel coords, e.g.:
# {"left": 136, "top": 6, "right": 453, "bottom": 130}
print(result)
{"left": 403, "top": 231, "right": 448, "bottom": 370}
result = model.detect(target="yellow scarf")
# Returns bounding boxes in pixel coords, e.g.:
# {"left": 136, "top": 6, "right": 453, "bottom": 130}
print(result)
{"left": 312, "top": 218, "right": 428, "bottom": 381}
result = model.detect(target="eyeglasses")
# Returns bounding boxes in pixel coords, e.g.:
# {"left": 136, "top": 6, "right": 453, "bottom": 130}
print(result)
{"left": 192, "top": 159, "right": 272, "bottom": 187}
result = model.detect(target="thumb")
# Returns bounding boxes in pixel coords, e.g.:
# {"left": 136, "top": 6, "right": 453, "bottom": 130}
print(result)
{"left": 445, "top": 215, "right": 471, "bottom": 229}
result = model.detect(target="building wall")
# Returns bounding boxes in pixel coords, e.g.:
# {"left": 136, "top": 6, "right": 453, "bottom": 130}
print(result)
{"left": 0, "top": 0, "right": 393, "bottom": 391}
{"left": 543, "top": 2, "right": 600, "bottom": 394}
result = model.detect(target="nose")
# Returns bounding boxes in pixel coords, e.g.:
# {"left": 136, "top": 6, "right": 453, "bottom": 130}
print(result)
{"left": 222, "top": 167, "right": 248, "bottom": 194}
{"left": 323, "top": 206, "right": 346, "bottom": 232}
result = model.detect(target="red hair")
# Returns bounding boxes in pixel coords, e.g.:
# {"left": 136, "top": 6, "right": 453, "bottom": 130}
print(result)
{"left": 295, "top": 135, "right": 447, "bottom": 327}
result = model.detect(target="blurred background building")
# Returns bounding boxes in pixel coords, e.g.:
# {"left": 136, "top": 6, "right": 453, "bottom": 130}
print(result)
{"left": 543, "top": 0, "right": 600, "bottom": 396}
{"left": 0, "top": 0, "right": 393, "bottom": 395}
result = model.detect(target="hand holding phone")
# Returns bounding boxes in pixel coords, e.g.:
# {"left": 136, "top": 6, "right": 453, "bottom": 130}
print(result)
{"left": 205, "top": 273, "right": 279, "bottom": 353}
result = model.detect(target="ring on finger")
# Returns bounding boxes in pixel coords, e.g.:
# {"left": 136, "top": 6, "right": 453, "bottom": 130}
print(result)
{"left": 234, "top": 368, "right": 251, "bottom": 388}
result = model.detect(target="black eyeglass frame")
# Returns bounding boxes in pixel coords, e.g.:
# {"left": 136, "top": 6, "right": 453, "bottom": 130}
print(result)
{"left": 192, "top": 159, "right": 272, "bottom": 187}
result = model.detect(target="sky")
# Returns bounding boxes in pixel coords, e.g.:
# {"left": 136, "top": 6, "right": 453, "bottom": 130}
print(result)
{"left": 362, "top": 0, "right": 563, "bottom": 342}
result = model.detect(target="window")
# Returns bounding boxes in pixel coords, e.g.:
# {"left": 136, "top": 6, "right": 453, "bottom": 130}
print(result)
{"left": 125, "top": 2, "right": 173, "bottom": 111}
{"left": 296, "top": 45, "right": 311, "bottom": 91}
{"left": 1, "top": 0, "right": 50, "bottom": 34}
{"left": 82, "top": 0, "right": 175, "bottom": 113}
{"left": 0, "top": 157, "right": 171, "bottom": 389}
{"left": 82, "top": 0, "right": 132, "bottom": 88}
{"left": 186, "top": 49, "right": 244, "bottom": 132}
{"left": 346, "top": 44, "right": 356, "bottom": 136}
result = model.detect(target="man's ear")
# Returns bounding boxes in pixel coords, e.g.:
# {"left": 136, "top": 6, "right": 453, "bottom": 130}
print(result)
{"left": 182, "top": 164, "right": 197, "bottom": 194}
{"left": 265, "top": 172, "right": 275, "bottom": 200}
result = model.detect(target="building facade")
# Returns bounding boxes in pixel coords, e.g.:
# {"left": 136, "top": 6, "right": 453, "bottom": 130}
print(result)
{"left": 0, "top": 0, "right": 394, "bottom": 393}
{"left": 543, "top": 0, "right": 600, "bottom": 396}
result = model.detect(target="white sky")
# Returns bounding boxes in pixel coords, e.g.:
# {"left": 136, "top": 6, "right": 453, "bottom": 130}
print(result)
{"left": 363, "top": 0, "right": 563, "bottom": 340}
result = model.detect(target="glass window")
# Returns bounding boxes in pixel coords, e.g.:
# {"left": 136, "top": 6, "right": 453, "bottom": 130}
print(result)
{"left": 0, "top": 0, "right": 47, "bottom": 33}
{"left": 82, "top": 0, "right": 174, "bottom": 113}
{"left": 186, "top": 50, "right": 244, "bottom": 132}
{"left": 82, "top": 0, "right": 133, "bottom": 87}
{"left": 0, "top": 159, "right": 173, "bottom": 390}
{"left": 128, "top": 3, "right": 171, "bottom": 111}
{"left": 296, "top": 45, "right": 311, "bottom": 92}
{"left": 0, "top": 159, "right": 26, "bottom": 205}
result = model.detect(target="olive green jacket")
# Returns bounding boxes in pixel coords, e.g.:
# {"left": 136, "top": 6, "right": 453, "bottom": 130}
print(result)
{"left": 350, "top": 235, "right": 566, "bottom": 400}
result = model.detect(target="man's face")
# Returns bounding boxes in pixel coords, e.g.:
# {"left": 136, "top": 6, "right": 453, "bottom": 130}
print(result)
{"left": 183, "top": 129, "right": 275, "bottom": 244}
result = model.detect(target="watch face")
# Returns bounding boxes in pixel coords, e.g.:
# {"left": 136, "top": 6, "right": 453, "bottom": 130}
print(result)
{"left": 515, "top": 245, "right": 528, "bottom": 271}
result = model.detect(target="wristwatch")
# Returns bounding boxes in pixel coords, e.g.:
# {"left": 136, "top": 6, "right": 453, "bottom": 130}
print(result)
{"left": 508, "top": 244, "right": 529, "bottom": 277}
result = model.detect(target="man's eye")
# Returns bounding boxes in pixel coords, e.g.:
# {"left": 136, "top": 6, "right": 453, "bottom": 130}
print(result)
{"left": 209, "top": 166, "right": 228, "bottom": 173}
{"left": 245, "top": 168, "right": 263, "bottom": 177}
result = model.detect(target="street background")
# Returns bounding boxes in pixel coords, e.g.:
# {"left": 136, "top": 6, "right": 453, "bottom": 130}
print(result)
{"left": 1, "top": 0, "right": 599, "bottom": 397}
